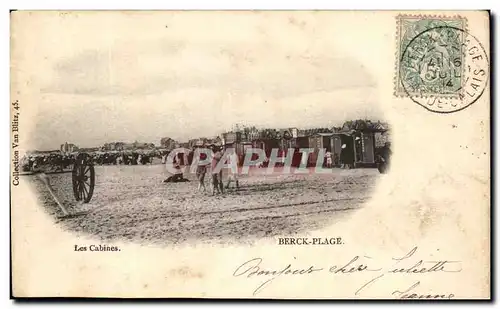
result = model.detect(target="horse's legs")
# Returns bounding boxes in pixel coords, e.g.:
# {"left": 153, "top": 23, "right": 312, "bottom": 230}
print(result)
{"left": 211, "top": 174, "right": 218, "bottom": 195}
{"left": 219, "top": 171, "right": 224, "bottom": 194}
{"left": 199, "top": 173, "right": 206, "bottom": 192}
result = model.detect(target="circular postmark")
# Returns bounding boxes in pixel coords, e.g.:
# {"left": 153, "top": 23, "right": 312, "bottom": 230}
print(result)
{"left": 400, "top": 26, "right": 489, "bottom": 113}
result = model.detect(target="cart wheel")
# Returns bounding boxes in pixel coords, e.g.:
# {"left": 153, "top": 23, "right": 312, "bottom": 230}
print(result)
{"left": 72, "top": 153, "right": 95, "bottom": 203}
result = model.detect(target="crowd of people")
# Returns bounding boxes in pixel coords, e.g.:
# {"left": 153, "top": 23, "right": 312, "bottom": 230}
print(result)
{"left": 21, "top": 153, "right": 74, "bottom": 172}
{"left": 21, "top": 151, "right": 165, "bottom": 172}
{"left": 92, "top": 151, "right": 158, "bottom": 165}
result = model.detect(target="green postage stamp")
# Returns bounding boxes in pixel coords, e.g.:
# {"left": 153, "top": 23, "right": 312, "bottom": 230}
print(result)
{"left": 395, "top": 15, "right": 468, "bottom": 98}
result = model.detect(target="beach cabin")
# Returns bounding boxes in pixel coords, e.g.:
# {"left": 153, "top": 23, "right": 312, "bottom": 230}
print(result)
{"left": 308, "top": 133, "right": 334, "bottom": 166}
{"left": 353, "top": 131, "right": 376, "bottom": 167}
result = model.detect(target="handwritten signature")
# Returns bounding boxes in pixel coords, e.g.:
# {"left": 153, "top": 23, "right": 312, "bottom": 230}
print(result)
{"left": 232, "top": 246, "right": 462, "bottom": 297}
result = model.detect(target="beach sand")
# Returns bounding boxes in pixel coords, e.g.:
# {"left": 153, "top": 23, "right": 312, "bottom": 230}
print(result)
{"left": 27, "top": 165, "right": 379, "bottom": 246}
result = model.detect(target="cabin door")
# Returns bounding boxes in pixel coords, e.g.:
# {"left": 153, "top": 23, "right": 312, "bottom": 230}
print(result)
{"left": 363, "top": 133, "right": 375, "bottom": 163}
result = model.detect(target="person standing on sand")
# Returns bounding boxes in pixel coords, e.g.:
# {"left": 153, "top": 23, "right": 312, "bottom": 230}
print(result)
{"left": 196, "top": 150, "right": 209, "bottom": 192}
{"left": 325, "top": 150, "right": 332, "bottom": 168}
{"left": 340, "top": 144, "right": 347, "bottom": 169}
{"left": 211, "top": 147, "right": 224, "bottom": 195}
{"left": 225, "top": 149, "right": 240, "bottom": 190}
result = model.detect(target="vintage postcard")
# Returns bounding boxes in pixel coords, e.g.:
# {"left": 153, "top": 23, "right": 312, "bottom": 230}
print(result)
{"left": 10, "top": 11, "right": 490, "bottom": 299}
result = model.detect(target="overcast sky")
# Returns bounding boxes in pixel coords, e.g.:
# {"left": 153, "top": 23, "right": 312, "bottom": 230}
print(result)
{"left": 15, "top": 12, "right": 383, "bottom": 150}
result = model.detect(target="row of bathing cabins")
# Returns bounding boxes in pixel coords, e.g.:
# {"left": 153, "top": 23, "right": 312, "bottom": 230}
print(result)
{"left": 182, "top": 120, "right": 390, "bottom": 168}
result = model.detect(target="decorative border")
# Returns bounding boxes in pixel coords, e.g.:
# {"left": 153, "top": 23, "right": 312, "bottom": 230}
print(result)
{"left": 393, "top": 14, "right": 469, "bottom": 99}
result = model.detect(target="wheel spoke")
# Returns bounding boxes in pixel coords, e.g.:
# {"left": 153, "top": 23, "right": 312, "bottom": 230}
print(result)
{"left": 79, "top": 181, "right": 84, "bottom": 199}
{"left": 76, "top": 182, "right": 81, "bottom": 200}
{"left": 82, "top": 182, "right": 89, "bottom": 199}
{"left": 84, "top": 181, "right": 91, "bottom": 193}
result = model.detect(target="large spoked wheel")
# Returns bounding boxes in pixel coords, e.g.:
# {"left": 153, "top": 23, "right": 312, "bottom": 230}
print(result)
{"left": 72, "top": 153, "right": 95, "bottom": 203}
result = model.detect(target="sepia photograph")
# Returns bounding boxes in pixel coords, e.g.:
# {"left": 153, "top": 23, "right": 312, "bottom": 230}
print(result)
{"left": 22, "top": 122, "right": 392, "bottom": 246}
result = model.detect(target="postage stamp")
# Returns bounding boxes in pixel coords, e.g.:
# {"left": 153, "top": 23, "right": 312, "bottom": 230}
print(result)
{"left": 395, "top": 15, "right": 489, "bottom": 113}
{"left": 395, "top": 15, "right": 468, "bottom": 98}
